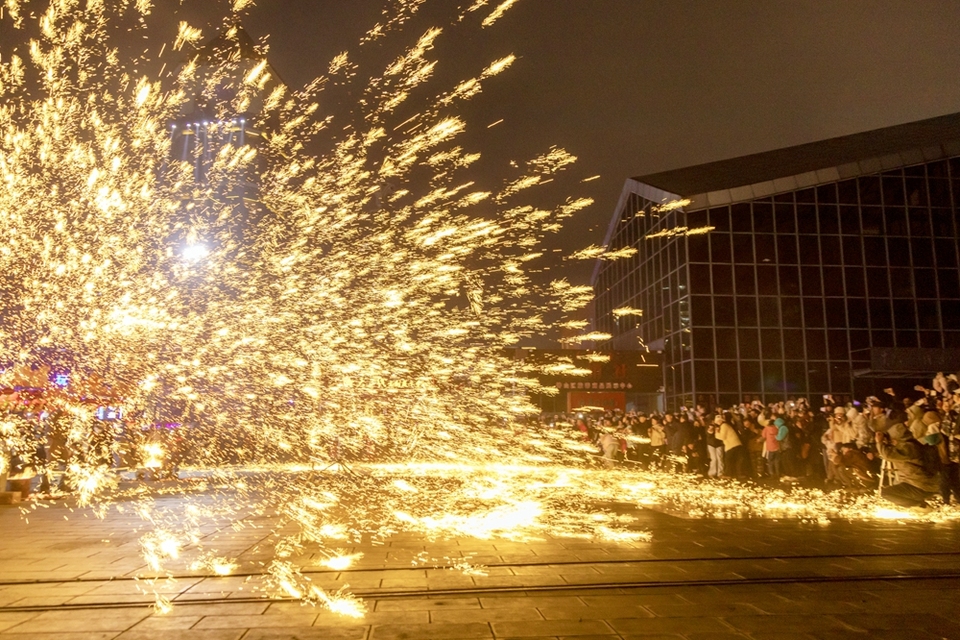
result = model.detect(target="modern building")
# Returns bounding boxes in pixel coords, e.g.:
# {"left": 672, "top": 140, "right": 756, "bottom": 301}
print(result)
{"left": 593, "top": 113, "right": 960, "bottom": 409}
{"left": 169, "top": 25, "right": 281, "bottom": 185}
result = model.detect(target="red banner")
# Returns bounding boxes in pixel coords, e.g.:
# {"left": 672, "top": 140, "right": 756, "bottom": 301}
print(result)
{"left": 566, "top": 391, "right": 625, "bottom": 413}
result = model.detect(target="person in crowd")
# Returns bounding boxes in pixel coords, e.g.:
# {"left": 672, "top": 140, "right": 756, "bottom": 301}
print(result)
{"left": 716, "top": 413, "right": 745, "bottom": 479}
{"left": 690, "top": 415, "right": 708, "bottom": 475}
{"left": 649, "top": 416, "right": 666, "bottom": 469}
{"left": 834, "top": 441, "right": 873, "bottom": 489}
{"left": 542, "top": 374, "right": 960, "bottom": 508}
{"left": 679, "top": 413, "right": 702, "bottom": 473}
{"left": 632, "top": 413, "right": 651, "bottom": 467}
{"left": 939, "top": 395, "right": 960, "bottom": 504}
{"left": 876, "top": 423, "right": 940, "bottom": 509}
{"left": 705, "top": 416, "right": 724, "bottom": 477}
{"left": 742, "top": 417, "right": 764, "bottom": 478}
{"left": 662, "top": 413, "right": 677, "bottom": 460}
{"left": 762, "top": 417, "right": 786, "bottom": 479}
{"left": 616, "top": 419, "right": 632, "bottom": 463}
{"left": 598, "top": 427, "right": 617, "bottom": 469}
{"left": 575, "top": 416, "right": 589, "bottom": 441}
{"left": 668, "top": 413, "right": 691, "bottom": 472}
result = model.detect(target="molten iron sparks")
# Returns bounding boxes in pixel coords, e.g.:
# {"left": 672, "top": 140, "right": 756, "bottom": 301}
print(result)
{"left": 2, "top": 0, "right": 952, "bottom": 620}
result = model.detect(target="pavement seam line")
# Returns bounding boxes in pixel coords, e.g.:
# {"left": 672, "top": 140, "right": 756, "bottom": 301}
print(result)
{"left": 3, "top": 571, "right": 960, "bottom": 613}
{"left": 0, "top": 550, "right": 957, "bottom": 586}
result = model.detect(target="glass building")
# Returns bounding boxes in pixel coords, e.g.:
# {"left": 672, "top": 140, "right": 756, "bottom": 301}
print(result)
{"left": 593, "top": 113, "right": 960, "bottom": 409}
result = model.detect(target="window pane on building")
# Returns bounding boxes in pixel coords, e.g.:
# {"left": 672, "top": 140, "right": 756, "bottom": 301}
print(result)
{"left": 736, "top": 297, "right": 758, "bottom": 327}
{"left": 735, "top": 265, "right": 756, "bottom": 295}
{"left": 738, "top": 327, "right": 760, "bottom": 359}
{"left": 801, "top": 266, "right": 823, "bottom": 296}
{"left": 715, "top": 328, "right": 737, "bottom": 358}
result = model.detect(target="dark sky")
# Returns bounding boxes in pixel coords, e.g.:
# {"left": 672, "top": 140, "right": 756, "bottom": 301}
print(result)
{"left": 203, "top": 0, "right": 960, "bottom": 285}
{"left": 11, "top": 0, "right": 960, "bottom": 284}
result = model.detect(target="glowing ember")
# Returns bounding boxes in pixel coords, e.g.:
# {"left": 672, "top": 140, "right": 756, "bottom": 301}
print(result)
{"left": 142, "top": 444, "right": 165, "bottom": 470}
{"left": 320, "top": 552, "right": 364, "bottom": 571}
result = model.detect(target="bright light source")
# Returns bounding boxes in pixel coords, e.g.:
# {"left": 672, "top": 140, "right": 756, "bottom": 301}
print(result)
{"left": 182, "top": 244, "right": 209, "bottom": 263}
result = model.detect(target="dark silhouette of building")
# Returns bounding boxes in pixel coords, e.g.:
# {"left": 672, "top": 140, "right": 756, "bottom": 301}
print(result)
{"left": 593, "top": 112, "right": 960, "bottom": 409}
{"left": 169, "top": 25, "right": 281, "bottom": 185}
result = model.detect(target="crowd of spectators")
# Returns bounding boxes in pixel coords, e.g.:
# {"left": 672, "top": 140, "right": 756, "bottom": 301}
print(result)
{"left": 545, "top": 372, "right": 960, "bottom": 510}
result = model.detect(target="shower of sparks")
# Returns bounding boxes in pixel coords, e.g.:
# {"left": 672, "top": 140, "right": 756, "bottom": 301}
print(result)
{"left": 0, "top": 0, "right": 630, "bottom": 615}
{"left": 560, "top": 332, "right": 613, "bottom": 345}
{"left": 2, "top": 0, "right": 954, "bottom": 620}
{"left": 315, "top": 586, "right": 368, "bottom": 619}
{"left": 578, "top": 352, "right": 610, "bottom": 363}
{"left": 567, "top": 244, "right": 638, "bottom": 261}
{"left": 190, "top": 554, "right": 240, "bottom": 576}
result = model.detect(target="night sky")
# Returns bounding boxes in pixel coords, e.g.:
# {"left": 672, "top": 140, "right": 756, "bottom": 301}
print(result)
{"left": 10, "top": 0, "right": 960, "bottom": 285}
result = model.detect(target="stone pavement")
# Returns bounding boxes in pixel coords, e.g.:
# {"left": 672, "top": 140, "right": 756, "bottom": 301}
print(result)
{"left": 3, "top": 492, "right": 960, "bottom": 639}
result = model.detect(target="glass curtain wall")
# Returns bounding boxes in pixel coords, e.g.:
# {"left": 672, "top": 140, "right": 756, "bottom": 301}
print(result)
{"left": 597, "top": 157, "right": 960, "bottom": 409}
{"left": 595, "top": 194, "right": 692, "bottom": 408}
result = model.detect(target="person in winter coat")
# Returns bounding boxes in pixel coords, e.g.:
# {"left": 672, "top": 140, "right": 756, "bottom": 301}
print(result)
{"left": 743, "top": 417, "right": 764, "bottom": 477}
{"left": 633, "top": 414, "right": 652, "bottom": 468}
{"left": 846, "top": 407, "right": 872, "bottom": 448}
{"left": 649, "top": 417, "right": 666, "bottom": 468}
{"left": 716, "top": 413, "right": 745, "bottom": 478}
{"left": 599, "top": 429, "right": 618, "bottom": 469}
{"left": 876, "top": 423, "right": 940, "bottom": 508}
{"left": 939, "top": 398, "right": 960, "bottom": 504}
{"left": 706, "top": 418, "right": 724, "bottom": 478}
{"left": 835, "top": 442, "right": 873, "bottom": 488}
{"left": 867, "top": 398, "right": 891, "bottom": 433}
{"left": 829, "top": 407, "right": 857, "bottom": 445}
{"left": 762, "top": 417, "right": 788, "bottom": 479}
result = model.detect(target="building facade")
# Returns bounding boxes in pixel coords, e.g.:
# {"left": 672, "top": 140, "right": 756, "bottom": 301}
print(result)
{"left": 593, "top": 113, "right": 960, "bottom": 409}
{"left": 514, "top": 349, "right": 663, "bottom": 415}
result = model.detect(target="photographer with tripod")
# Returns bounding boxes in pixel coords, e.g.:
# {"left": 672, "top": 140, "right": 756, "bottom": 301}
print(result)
{"left": 875, "top": 423, "right": 940, "bottom": 509}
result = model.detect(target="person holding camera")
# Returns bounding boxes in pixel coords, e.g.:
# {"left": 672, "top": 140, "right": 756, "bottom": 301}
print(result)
{"left": 875, "top": 423, "right": 940, "bottom": 509}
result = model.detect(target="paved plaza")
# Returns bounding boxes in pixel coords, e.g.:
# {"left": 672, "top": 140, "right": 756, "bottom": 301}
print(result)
{"left": 3, "top": 490, "right": 960, "bottom": 639}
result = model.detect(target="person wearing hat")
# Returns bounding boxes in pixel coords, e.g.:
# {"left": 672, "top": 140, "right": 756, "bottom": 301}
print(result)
{"left": 828, "top": 406, "right": 856, "bottom": 445}
{"left": 875, "top": 422, "right": 940, "bottom": 508}
{"left": 866, "top": 398, "right": 891, "bottom": 433}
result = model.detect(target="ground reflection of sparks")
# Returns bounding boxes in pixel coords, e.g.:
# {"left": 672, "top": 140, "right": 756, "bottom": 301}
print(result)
{"left": 320, "top": 552, "right": 364, "bottom": 571}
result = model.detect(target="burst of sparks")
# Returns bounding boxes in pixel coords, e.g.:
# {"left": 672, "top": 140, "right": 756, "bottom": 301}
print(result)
{"left": 320, "top": 552, "right": 364, "bottom": 571}
{"left": 652, "top": 198, "right": 691, "bottom": 212}
{"left": 481, "top": 0, "right": 520, "bottom": 27}
{"left": 153, "top": 595, "right": 173, "bottom": 615}
{"left": 645, "top": 225, "right": 716, "bottom": 239}
{"left": 568, "top": 244, "right": 638, "bottom": 261}
{"left": 3, "top": 0, "right": 949, "bottom": 622}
